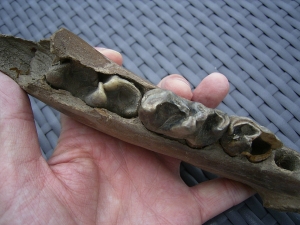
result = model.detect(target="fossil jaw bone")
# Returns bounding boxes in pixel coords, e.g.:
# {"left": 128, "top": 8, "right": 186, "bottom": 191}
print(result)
{"left": 1, "top": 28, "right": 300, "bottom": 212}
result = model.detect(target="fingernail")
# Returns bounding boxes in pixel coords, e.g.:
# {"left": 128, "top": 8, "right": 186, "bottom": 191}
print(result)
{"left": 95, "top": 47, "right": 121, "bottom": 56}
{"left": 174, "top": 77, "right": 190, "bottom": 87}
{"left": 95, "top": 47, "right": 107, "bottom": 51}
{"left": 159, "top": 75, "right": 190, "bottom": 89}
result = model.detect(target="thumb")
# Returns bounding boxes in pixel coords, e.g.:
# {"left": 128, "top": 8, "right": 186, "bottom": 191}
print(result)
{"left": 0, "top": 72, "right": 41, "bottom": 167}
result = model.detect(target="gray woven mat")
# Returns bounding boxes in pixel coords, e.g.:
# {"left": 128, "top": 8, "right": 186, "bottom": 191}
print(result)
{"left": 0, "top": 0, "right": 299, "bottom": 224}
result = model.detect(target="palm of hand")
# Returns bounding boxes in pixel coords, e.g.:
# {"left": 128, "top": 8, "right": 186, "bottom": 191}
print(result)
{"left": 47, "top": 117, "right": 201, "bottom": 224}
{"left": 0, "top": 49, "right": 253, "bottom": 225}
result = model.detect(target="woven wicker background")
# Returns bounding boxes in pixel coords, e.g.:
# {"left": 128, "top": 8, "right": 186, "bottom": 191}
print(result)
{"left": 0, "top": 0, "right": 299, "bottom": 224}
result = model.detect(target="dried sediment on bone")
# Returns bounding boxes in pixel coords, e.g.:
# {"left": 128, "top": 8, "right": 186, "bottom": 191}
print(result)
{"left": 46, "top": 61, "right": 141, "bottom": 118}
{"left": 139, "top": 89, "right": 230, "bottom": 148}
{"left": 220, "top": 116, "right": 283, "bottom": 162}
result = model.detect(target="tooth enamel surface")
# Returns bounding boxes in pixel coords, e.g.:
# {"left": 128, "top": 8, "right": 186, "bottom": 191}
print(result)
{"left": 45, "top": 58, "right": 143, "bottom": 118}
{"left": 102, "top": 75, "right": 142, "bottom": 118}
{"left": 85, "top": 82, "right": 107, "bottom": 108}
{"left": 139, "top": 89, "right": 230, "bottom": 148}
{"left": 45, "top": 63, "right": 71, "bottom": 89}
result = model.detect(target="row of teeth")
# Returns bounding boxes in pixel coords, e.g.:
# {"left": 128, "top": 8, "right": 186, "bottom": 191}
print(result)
{"left": 46, "top": 62, "right": 141, "bottom": 118}
{"left": 46, "top": 63, "right": 282, "bottom": 163}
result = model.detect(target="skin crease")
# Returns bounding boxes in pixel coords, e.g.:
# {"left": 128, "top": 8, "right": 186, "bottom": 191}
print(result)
{"left": 0, "top": 48, "right": 254, "bottom": 225}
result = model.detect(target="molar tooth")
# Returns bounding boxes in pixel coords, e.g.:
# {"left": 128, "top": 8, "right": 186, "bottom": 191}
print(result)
{"left": 45, "top": 63, "right": 70, "bottom": 89}
{"left": 103, "top": 75, "right": 141, "bottom": 118}
{"left": 139, "top": 89, "right": 230, "bottom": 148}
{"left": 103, "top": 75, "right": 137, "bottom": 92}
{"left": 84, "top": 82, "right": 107, "bottom": 108}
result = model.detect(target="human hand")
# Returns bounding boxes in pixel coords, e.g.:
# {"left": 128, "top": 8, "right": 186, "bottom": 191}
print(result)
{"left": 0, "top": 48, "right": 254, "bottom": 225}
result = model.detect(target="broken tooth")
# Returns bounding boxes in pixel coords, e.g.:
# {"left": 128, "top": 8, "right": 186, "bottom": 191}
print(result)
{"left": 84, "top": 82, "right": 107, "bottom": 108}
{"left": 220, "top": 116, "right": 283, "bottom": 162}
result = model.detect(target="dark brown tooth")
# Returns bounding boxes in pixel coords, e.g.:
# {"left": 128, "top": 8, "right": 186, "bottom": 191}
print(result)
{"left": 139, "top": 88, "right": 230, "bottom": 148}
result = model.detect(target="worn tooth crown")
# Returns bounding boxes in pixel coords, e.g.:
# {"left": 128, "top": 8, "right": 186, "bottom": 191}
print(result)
{"left": 102, "top": 75, "right": 142, "bottom": 118}
{"left": 139, "top": 89, "right": 230, "bottom": 148}
{"left": 45, "top": 63, "right": 70, "bottom": 89}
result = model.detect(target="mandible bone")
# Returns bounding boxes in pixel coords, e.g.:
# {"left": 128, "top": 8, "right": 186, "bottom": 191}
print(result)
{"left": 0, "top": 28, "right": 300, "bottom": 213}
